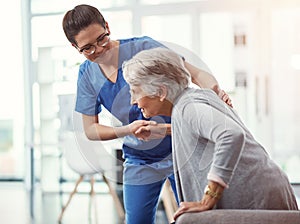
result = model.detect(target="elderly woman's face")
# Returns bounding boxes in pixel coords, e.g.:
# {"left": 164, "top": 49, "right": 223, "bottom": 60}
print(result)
{"left": 130, "top": 86, "right": 163, "bottom": 118}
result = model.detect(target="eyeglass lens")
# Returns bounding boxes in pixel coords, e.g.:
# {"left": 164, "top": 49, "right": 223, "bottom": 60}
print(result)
{"left": 81, "top": 33, "right": 109, "bottom": 55}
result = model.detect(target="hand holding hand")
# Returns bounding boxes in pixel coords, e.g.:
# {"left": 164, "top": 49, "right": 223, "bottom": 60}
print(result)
{"left": 134, "top": 123, "right": 170, "bottom": 141}
{"left": 127, "top": 120, "right": 157, "bottom": 137}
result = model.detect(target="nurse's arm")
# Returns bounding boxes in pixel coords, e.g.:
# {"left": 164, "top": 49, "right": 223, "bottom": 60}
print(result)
{"left": 184, "top": 61, "right": 232, "bottom": 107}
{"left": 82, "top": 114, "right": 156, "bottom": 141}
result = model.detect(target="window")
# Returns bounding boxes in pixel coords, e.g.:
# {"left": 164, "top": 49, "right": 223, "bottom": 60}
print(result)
{"left": 141, "top": 14, "right": 192, "bottom": 50}
{"left": 199, "top": 12, "right": 235, "bottom": 92}
{"left": 271, "top": 8, "right": 300, "bottom": 182}
{"left": 141, "top": 0, "right": 206, "bottom": 5}
{"left": 102, "top": 11, "right": 133, "bottom": 39}
{"left": 31, "top": 0, "right": 130, "bottom": 14}
{"left": 0, "top": 0, "right": 24, "bottom": 179}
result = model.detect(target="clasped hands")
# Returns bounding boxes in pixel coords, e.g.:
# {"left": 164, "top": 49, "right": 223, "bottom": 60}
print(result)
{"left": 128, "top": 120, "right": 170, "bottom": 141}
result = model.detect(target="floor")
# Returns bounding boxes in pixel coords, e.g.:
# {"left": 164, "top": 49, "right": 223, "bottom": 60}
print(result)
{"left": 2, "top": 150, "right": 300, "bottom": 224}
{"left": 0, "top": 148, "right": 171, "bottom": 224}
{"left": 0, "top": 180, "right": 168, "bottom": 224}
{"left": 1, "top": 181, "right": 300, "bottom": 224}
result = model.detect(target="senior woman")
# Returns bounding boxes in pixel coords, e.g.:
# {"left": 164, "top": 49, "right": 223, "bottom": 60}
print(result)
{"left": 123, "top": 47, "right": 298, "bottom": 221}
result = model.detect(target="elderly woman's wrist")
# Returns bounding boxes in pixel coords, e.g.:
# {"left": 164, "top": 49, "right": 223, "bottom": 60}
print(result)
{"left": 204, "top": 185, "right": 222, "bottom": 200}
{"left": 204, "top": 181, "right": 224, "bottom": 200}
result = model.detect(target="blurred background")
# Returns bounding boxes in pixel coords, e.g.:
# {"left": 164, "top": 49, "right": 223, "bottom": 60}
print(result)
{"left": 0, "top": 0, "right": 300, "bottom": 223}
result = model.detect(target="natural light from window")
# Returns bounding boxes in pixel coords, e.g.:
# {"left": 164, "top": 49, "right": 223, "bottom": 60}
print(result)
{"left": 0, "top": 0, "right": 24, "bottom": 177}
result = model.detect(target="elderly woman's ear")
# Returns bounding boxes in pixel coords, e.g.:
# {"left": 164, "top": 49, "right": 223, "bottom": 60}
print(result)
{"left": 158, "top": 85, "right": 168, "bottom": 102}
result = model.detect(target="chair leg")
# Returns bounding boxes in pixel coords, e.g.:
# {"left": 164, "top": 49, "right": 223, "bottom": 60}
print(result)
{"left": 161, "top": 179, "right": 178, "bottom": 223}
{"left": 58, "top": 175, "right": 84, "bottom": 222}
{"left": 89, "top": 175, "right": 95, "bottom": 197}
{"left": 102, "top": 174, "right": 125, "bottom": 221}
{"left": 89, "top": 175, "right": 99, "bottom": 224}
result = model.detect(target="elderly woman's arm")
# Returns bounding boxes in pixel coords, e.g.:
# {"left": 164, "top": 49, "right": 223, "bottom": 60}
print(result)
{"left": 189, "top": 101, "right": 246, "bottom": 186}
{"left": 172, "top": 101, "right": 246, "bottom": 220}
{"left": 184, "top": 61, "right": 233, "bottom": 107}
{"left": 173, "top": 180, "right": 224, "bottom": 220}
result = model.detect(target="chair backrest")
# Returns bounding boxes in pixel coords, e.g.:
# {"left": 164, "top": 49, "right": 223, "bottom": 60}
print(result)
{"left": 58, "top": 94, "right": 123, "bottom": 179}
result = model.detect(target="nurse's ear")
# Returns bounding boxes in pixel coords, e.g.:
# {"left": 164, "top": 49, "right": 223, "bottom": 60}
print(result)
{"left": 158, "top": 85, "right": 168, "bottom": 102}
{"left": 105, "top": 21, "right": 111, "bottom": 35}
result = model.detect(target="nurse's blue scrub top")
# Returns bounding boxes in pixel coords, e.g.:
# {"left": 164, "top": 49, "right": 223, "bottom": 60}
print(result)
{"left": 75, "top": 36, "right": 173, "bottom": 184}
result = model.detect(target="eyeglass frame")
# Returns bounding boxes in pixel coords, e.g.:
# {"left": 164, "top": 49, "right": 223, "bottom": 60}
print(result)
{"left": 76, "top": 31, "right": 110, "bottom": 55}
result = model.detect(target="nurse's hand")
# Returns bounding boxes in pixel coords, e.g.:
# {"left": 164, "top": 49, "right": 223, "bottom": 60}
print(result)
{"left": 127, "top": 120, "right": 157, "bottom": 137}
{"left": 212, "top": 85, "right": 233, "bottom": 107}
{"left": 218, "top": 89, "right": 233, "bottom": 107}
{"left": 134, "top": 123, "right": 171, "bottom": 141}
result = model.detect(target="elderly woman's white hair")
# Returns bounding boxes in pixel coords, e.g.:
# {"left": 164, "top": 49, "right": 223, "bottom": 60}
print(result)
{"left": 122, "top": 47, "right": 191, "bottom": 102}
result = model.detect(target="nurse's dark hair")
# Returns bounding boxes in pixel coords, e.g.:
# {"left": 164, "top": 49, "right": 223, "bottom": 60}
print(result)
{"left": 62, "top": 4, "right": 106, "bottom": 45}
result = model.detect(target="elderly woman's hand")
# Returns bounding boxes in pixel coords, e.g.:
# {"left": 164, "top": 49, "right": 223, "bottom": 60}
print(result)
{"left": 173, "top": 198, "right": 215, "bottom": 220}
{"left": 134, "top": 123, "right": 171, "bottom": 141}
{"left": 127, "top": 120, "right": 157, "bottom": 137}
{"left": 173, "top": 181, "right": 224, "bottom": 220}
